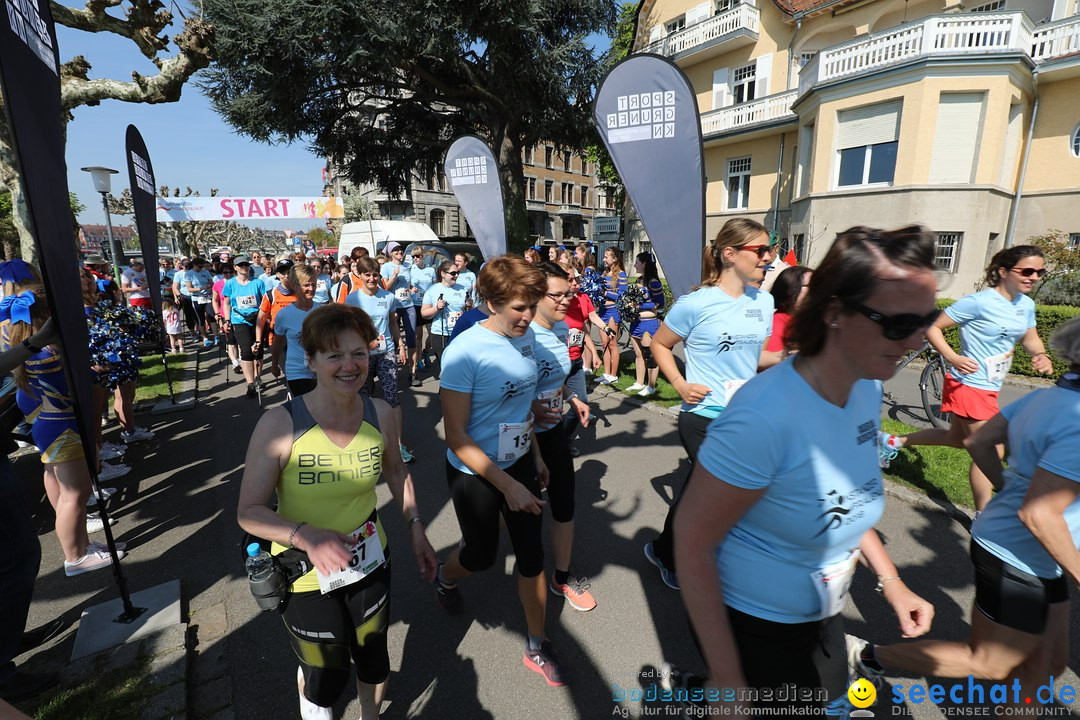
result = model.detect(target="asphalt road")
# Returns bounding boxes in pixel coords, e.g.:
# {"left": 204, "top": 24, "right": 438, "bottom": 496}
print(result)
{"left": 12, "top": 346, "right": 1077, "bottom": 720}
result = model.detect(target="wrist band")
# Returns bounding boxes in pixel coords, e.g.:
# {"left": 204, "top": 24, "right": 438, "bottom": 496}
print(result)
{"left": 287, "top": 521, "right": 306, "bottom": 548}
{"left": 876, "top": 576, "right": 901, "bottom": 593}
{"left": 408, "top": 516, "right": 423, "bottom": 528}
{"left": 22, "top": 338, "right": 41, "bottom": 353}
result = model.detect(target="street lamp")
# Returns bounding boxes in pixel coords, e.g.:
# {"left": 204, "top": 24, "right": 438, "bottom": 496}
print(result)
{"left": 80, "top": 166, "right": 123, "bottom": 290}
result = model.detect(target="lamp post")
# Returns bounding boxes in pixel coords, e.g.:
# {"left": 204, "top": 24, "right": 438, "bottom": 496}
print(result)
{"left": 81, "top": 166, "right": 123, "bottom": 289}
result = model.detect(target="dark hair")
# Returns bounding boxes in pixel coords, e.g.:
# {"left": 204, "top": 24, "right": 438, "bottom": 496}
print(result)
{"left": 636, "top": 252, "right": 659, "bottom": 285}
{"left": 986, "top": 245, "right": 1043, "bottom": 287}
{"left": 787, "top": 226, "right": 936, "bottom": 357}
{"left": 300, "top": 304, "right": 378, "bottom": 357}
{"left": 770, "top": 265, "right": 813, "bottom": 314}
{"left": 356, "top": 257, "right": 379, "bottom": 275}
{"left": 604, "top": 247, "right": 625, "bottom": 275}
{"left": 476, "top": 255, "right": 546, "bottom": 306}
{"left": 575, "top": 242, "right": 596, "bottom": 270}
{"left": 536, "top": 260, "right": 569, "bottom": 281}
{"left": 700, "top": 218, "right": 768, "bottom": 287}
{"left": 437, "top": 260, "right": 456, "bottom": 278}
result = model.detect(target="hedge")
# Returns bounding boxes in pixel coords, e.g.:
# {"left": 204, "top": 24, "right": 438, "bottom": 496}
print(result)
{"left": 936, "top": 298, "right": 1080, "bottom": 379}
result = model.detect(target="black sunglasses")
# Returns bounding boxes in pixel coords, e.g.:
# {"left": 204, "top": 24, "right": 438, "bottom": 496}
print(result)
{"left": 845, "top": 302, "right": 942, "bottom": 341}
{"left": 1011, "top": 267, "right": 1047, "bottom": 278}
{"left": 445, "top": 270, "right": 459, "bottom": 276}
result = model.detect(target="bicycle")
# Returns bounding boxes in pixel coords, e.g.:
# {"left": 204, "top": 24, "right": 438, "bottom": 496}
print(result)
{"left": 887, "top": 341, "right": 952, "bottom": 429}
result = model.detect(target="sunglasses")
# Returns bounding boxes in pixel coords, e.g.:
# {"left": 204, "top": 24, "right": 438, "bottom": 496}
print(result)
{"left": 737, "top": 244, "right": 774, "bottom": 259}
{"left": 1011, "top": 267, "right": 1047, "bottom": 278}
{"left": 845, "top": 302, "right": 942, "bottom": 341}
{"left": 413, "top": 255, "right": 424, "bottom": 259}
{"left": 545, "top": 291, "right": 574, "bottom": 302}
{"left": 445, "top": 270, "right": 459, "bottom": 276}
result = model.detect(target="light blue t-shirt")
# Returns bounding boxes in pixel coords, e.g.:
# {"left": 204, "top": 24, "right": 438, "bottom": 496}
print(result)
{"left": 380, "top": 261, "right": 412, "bottom": 307}
{"left": 251, "top": 265, "right": 265, "bottom": 279}
{"left": 457, "top": 269, "right": 477, "bottom": 297}
{"left": 421, "top": 283, "right": 469, "bottom": 336}
{"left": 222, "top": 277, "right": 264, "bottom": 326}
{"left": 440, "top": 323, "right": 538, "bottom": 474}
{"left": 261, "top": 274, "right": 282, "bottom": 294}
{"left": 272, "top": 303, "right": 317, "bottom": 381}
{"left": 173, "top": 269, "right": 188, "bottom": 297}
{"left": 345, "top": 288, "right": 400, "bottom": 356}
{"left": 531, "top": 320, "right": 572, "bottom": 431}
{"left": 663, "top": 285, "right": 774, "bottom": 413}
{"left": 973, "top": 380, "right": 1080, "bottom": 578}
{"left": 944, "top": 288, "right": 1036, "bottom": 391}
{"left": 313, "top": 274, "right": 333, "bottom": 305}
{"left": 700, "top": 360, "right": 885, "bottom": 623}
{"left": 410, "top": 265, "right": 437, "bottom": 308}
{"left": 185, "top": 269, "right": 214, "bottom": 301}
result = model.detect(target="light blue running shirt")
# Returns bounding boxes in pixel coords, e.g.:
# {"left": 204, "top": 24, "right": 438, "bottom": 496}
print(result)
{"left": 421, "top": 284, "right": 469, "bottom": 336}
{"left": 699, "top": 360, "right": 885, "bottom": 623}
{"left": 440, "top": 323, "right": 538, "bottom": 474}
{"left": 944, "top": 288, "right": 1036, "bottom": 391}
{"left": 345, "top": 288, "right": 400, "bottom": 356}
{"left": 173, "top": 269, "right": 189, "bottom": 297}
{"left": 410, "top": 265, "right": 437, "bottom": 308}
{"left": 222, "top": 277, "right": 264, "bottom": 326}
{"left": 663, "top": 285, "right": 774, "bottom": 415}
{"left": 973, "top": 381, "right": 1080, "bottom": 578}
{"left": 380, "top": 261, "right": 412, "bottom": 307}
{"left": 313, "top": 274, "right": 333, "bottom": 305}
{"left": 272, "top": 303, "right": 317, "bottom": 381}
{"left": 531, "top": 320, "right": 572, "bottom": 431}
{"left": 457, "top": 269, "right": 477, "bottom": 297}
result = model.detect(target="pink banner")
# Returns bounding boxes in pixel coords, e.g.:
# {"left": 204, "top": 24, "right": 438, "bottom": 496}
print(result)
{"left": 156, "top": 196, "right": 344, "bottom": 222}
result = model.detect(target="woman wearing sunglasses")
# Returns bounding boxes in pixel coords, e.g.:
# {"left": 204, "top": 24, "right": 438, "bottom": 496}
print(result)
{"left": 894, "top": 245, "right": 1053, "bottom": 512}
{"left": 420, "top": 260, "right": 469, "bottom": 376}
{"left": 410, "top": 251, "right": 437, "bottom": 378}
{"left": 675, "top": 226, "right": 937, "bottom": 715}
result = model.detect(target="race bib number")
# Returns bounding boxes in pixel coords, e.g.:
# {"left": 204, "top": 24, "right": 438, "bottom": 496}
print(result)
{"left": 394, "top": 287, "right": 410, "bottom": 303}
{"left": 236, "top": 295, "right": 258, "bottom": 309}
{"left": 316, "top": 280, "right": 328, "bottom": 292}
{"left": 985, "top": 351, "right": 1013, "bottom": 385}
{"left": 375, "top": 334, "right": 390, "bottom": 354}
{"left": 537, "top": 389, "right": 564, "bottom": 416}
{"left": 567, "top": 328, "right": 585, "bottom": 348}
{"left": 723, "top": 379, "right": 748, "bottom": 405}
{"left": 316, "top": 521, "right": 386, "bottom": 595}
{"left": 195, "top": 295, "right": 212, "bottom": 305}
{"left": 810, "top": 550, "right": 860, "bottom": 617}
{"left": 447, "top": 311, "right": 462, "bottom": 332}
{"left": 496, "top": 421, "right": 533, "bottom": 463}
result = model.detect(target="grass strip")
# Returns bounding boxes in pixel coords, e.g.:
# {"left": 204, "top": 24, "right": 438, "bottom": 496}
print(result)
{"left": 135, "top": 352, "right": 191, "bottom": 403}
{"left": 28, "top": 656, "right": 155, "bottom": 720}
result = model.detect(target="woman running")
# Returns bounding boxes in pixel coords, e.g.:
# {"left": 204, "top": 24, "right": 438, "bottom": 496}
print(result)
{"left": 420, "top": 260, "right": 469, "bottom": 373}
{"left": 765, "top": 265, "right": 813, "bottom": 353}
{"left": 213, "top": 263, "right": 239, "bottom": 369}
{"left": 644, "top": 218, "right": 783, "bottom": 590}
{"left": 312, "top": 260, "right": 333, "bottom": 306}
{"left": 433, "top": 256, "right": 567, "bottom": 686}
{"left": 561, "top": 264, "right": 608, "bottom": 445}
{"left": 238, "top": 304, "right": 437, "bottom": 720}
{"left": 380, "top": 243, "right": 418, "bottom": 386}
{"left": 595, "top": 248, "right": 627, "bottom": 386}
{"left": 345, "top": 258, "right": 413, "bottom": 463}
{"left": 271, "top": 265, "right": 318, "bottom": 396}
{"left": 221, "top": 255, "right": 267, "bottom": 397}
{"left": 626, "top": 252, "right": 666, "bottom": 398}
{"left": 850, "top": 316, "right": 1080, "bottom": 707}
{"left": 409, "top": 250, "right": 437, "bottom": 376}
{"left": 898, "top": 246, "right": 1053, "bottom": 511}
{"left": 675, "top": 226, "right": 938, "bottom": 714}
{"left": 531, "top": 262, "right": 595, "bottom": 611}
{"left": 184, "top": 257, "right": 215, "bottom": 347}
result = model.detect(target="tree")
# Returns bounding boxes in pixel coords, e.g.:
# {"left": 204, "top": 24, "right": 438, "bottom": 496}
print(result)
{"left": 0, "top": 189, "right": 85, "bottom": 259}
{"left": 0, "top": 0, "right": 214, "bottom": 261}
{"left": 306, "top": 227, "right": 334, "bottom": 249}
{"left": 587, "top": 2, "right": 637, "bottom": 215}
{"left": 1026, "top": 230, "right": 1080, "bottom": 302}
{"left": 202, "top": 0, "right": 616, "bottom": 252}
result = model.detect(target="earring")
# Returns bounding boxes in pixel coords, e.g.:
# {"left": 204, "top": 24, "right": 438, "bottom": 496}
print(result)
{"left": 829, "top": 322, "right": 838, "bottom": 328}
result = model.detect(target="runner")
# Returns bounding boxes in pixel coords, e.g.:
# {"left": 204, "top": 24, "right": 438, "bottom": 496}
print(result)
{"left": 560, "top": 263, "right": 608, "bottom": 448}
{"left": 454, "top": 252, "right": 476, "bottom": 300}
{"left": 213, "top": 263, "right": 239, "bottom": 369}
{"left": 312, "top": 260, "right": 333, "bottom": 306}
{"left": 409, "top": 250, "right": 437, "bottom": 377}
{"left": 765, "top": 265, "right": 812, "bottom": 353}
{"left": 254, "top": 262, "right": 298, "bottom": 354}
{"left": 626, "top": 252, "right": 666, "bottom": 397}
{"left": 237, "top": 303, "right": 437, "bottom": 720}
{"left": 849, "top": 316, "right": 1080, "bottom": 707}
{"left": 433, "top": 255, "right": 568, "bottom": 686}
{"left": 644, "top": 218, "right": 782, "bottom": 590}
{"left": 344, "top": 258, "right": 414, "bottom": 464}
{"left": 594, "top": 248, "right": 627, "bottom": 386}
{"left": 184, "top": 257, "right": 215, "bottom": 347}
{"left": 419, "top": 260, "right": 469, "bottom": 375}
{"left": 675, "top": 226, "right": 938, "bottom": 715}
{"left": 221, "top": 255, "right": 267, "bottom": 397}
{"left": 897, "top": 246, "right": 1053, "bottom": 511}
{"left": 271, "top": 265, "right": 318, "bottom": 396}
{"left": 120, "top": 258, "right": 151, "bottom": 308}
{"left": 530, "top": 262, "right": 595, "bottom": 611}
{"left": 379, "top": 243, "right": 418, "bottom": 386}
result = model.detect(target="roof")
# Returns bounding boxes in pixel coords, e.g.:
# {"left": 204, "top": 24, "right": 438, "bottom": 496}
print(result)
{"left": 770, "top": 0, "right": 870, "bottom": 19}
{"left": 79, "top": 224, "right": 138, "bottom": 238}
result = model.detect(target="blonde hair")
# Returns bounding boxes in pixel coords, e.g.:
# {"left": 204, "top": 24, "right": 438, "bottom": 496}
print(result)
{"left": 699, "top": 218, "right": 768, "bottom": 288}
{"left": 0, "top": 263, "right": 52, "bottom": 392}
{"left": 1050, "top": 317, "right": 1080, "bottom": 370}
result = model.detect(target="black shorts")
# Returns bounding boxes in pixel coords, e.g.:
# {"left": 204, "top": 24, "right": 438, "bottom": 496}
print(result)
{"left": 971, "top": 540, "right": 1068, "bottom": 634}
{"left": 536, "top": 424, "right": 575, "bottom": 523}
{"left": 416, "top": 311, "right": 432, "bottom": 327}
{"left": 231, "top": 323, "right": 264, "bottom": 362}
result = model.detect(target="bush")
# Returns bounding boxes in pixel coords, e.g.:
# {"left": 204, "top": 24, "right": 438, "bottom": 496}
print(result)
{"left": 936, "top": 298, "right": 1080, "bottom": 379}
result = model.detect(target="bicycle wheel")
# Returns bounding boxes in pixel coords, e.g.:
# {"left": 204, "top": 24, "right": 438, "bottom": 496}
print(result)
{"left": 920, "top": 359, "right": 951, "bottom": 429}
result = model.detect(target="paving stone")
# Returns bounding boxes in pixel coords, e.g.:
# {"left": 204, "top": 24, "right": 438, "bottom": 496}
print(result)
{"left": 139, "top": 679, "right": 186, "bottom": 720}
{"left": 148, "top": 647, "right": 187, "bottom": 689}
{"left": 190, "top": 675, "right": 232, "bottom": 719}
{"left": 192, "top": 641, "right": 228, "bottom": 684}
{"left": 191, "top": 603, "right": 228, "bottom": 643}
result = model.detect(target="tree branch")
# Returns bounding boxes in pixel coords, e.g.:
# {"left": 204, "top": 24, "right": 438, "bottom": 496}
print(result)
{"left": 50, "top": 0, "right": 172, "bottom": 61}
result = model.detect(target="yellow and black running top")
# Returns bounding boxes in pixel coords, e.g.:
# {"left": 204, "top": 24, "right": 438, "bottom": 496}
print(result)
{"left": 271, "top": 393, "right": 387, "bottom": 592}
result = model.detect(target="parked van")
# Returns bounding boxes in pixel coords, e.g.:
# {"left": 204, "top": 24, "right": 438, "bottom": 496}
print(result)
{"left": 338, "top": 220, "right": 439, "bottom": 260}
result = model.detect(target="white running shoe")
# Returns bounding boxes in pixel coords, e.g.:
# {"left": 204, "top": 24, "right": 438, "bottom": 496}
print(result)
{"left": 297, "top": 667, "right": 332, "bottom": 720}
{"left": 845, "top": 634, "right": 885, "bottom": 686}
{"left": 120, "top": 427, "right": 155, "bottom": 443}
{"left": 625, "top": 383, "right": 645, "bottom": 393}
{"left": 85, "top": 487, "right": 118, "bottom": 508}
{"left": 86, "top": 513, "right": 118, "bottom": 534}
{"left": 98, "top": 463, "right": 131, "bottom": 482}
{"left": 637, "top": 386, "right": 657, "bottom": 397}
{"left": 64, "top": 547, "right": 125, "bottom": 577}
{"left": 604, "top": 374, "right": 619, "bottom": 384}
{"left": 89, "top": 540, "right": 127, "bottom": 552}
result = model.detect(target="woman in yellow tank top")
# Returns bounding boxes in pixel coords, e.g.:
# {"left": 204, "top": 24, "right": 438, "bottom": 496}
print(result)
{"left": 238, "top": 304, "right": 437, "bottom": 720}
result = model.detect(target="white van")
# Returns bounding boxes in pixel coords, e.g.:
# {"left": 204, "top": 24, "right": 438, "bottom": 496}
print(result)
{"left": 338, "top": 220, "right": 439, "bottom": 260}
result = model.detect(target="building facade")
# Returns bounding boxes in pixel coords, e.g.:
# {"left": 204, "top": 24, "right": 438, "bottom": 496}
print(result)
{"left": 79, "top": 224, "right": 138, "bottom": 258}
{"left": 634, "top": 0, "right": 1080, "bottom": 296}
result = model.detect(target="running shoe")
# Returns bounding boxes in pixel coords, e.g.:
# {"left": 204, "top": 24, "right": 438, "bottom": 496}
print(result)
{"left": 522, "top": 640, "right": 567, "bottom": 687}
{"left": 417, "top": 359, "right": 429, "bottom": 372}
{"left": 643, "top": 542, "right": 679, "bottom": 590}
{"left": 64, "top": 546, "right": 125, "bottom": 577}
{"left": 877, "top": 431, "right": 903, "bottom": 469}
{"left": 297, "top": 667, "right": 332, "bottom": 720}
{"left": 214, "top": 336, "right": 221, "bottom": 346}
{"left": 399, "top": 444, "right": 416, "bottom": 464}
{"left": 549, "top": 575, "right": 597, "bottom": 612}
{"left": 203, "top": 339, "right": 213, "bottom": 348}
{"left": 604, "top": 374, "right": 619, "bottom": 384}
{"left": 433, "top": 564, "right": 463, "bottom": 613}
{"left": 625, "top": 383, "right": 645, "bottom": 393}
{"left": 637, "top": 386, "right": 657, "bottom": 397}
{"left": 658, "top": 662, "right": 708, "bottom": 714}
{"left": 98, "top": 463, "right": 131, "bottom": 482}
{"left": 86, "top": 513, "right": 118, "bottom": 534}
{"left": 246, "top": 383, "right": 257, "bottom": 397}
{"left": 410, "top": 375, "right": 422, "bottom": 388}
{"left": 89, "top": 540, "right": 127, "bottom": 552}
{"left": 120, "top": 427, "right": 155, "bottom": 443}
{"left": 85, "top": 486, "right": 118, "bottom": 508}
{"left": 596, "top": 375, "right": 614, "bottom": 386}
{"left": 845, "top": 634, "right": 885, "bottom": 685}
{"left": 100, "top": 443, "right": 125, "bottom": 461}
{"left": 231, "top": 358, "right": 241, "bottom": 369}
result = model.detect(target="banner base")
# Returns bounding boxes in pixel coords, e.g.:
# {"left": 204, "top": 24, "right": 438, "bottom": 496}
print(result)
{"left": 70, "top": 579, "right": 181, "bottom": 661}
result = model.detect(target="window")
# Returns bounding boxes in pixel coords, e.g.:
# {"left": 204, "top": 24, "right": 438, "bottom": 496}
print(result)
{"left": 1072, "top": 124, "right": 1080, "bottom": 157}
{"left": 727, "top": 157, "right": 751, "bottom": 210}
{"left": 563, "top": 152, "right": 571, "bottom": 173}
{"left": 545, "top": 147, "right": 554, "bottom": 168}
{"left": 581, "top": 157, "right": 589, "bottom": 175}
{"left": 527, "top": 177, "right": 537, "bottom": 200}
{"left": 561, "top": 182, "right": 573, "bottom": 205}
{"left": 838, "top": 143, "right": 898, "bottom": 186}
{"left": 970, "top": 0, "right": 1005, "bottom": 11}
{"left": 934, "top": 232, "right": 962, "bottom": 272}
{"left": 430, "top": 209, "right": 445, "bottom": 236}
{"left": 524, "top": 146, "right": 534, "bottom": 165}
{"left": 666, "top": 15, "right": 686, "bottom": 34}
{"left": 732, "top": 63, "right": 757, "bottom": 105}
{"left": 715, "top": 0, "right": 742, "bottom": 11}
{"left": 836, "top": 101, "right": 902, "bottom": 188}
{"left": 580, "top": 186, "right": 589, "bottom": 207}
{"left": 544, "top": 180, "right": 553, "bottom": 203}
{"left": 1070, "top": 233, "right": 1080, "bottom": 250}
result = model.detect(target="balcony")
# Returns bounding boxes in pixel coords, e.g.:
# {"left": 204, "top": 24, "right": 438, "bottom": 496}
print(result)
{"left": 1032, "top": 15, "right": 1080, "bottom": 62}
{"left": 558, "top": 204, "right": 582, "bottom": 216}
{"left": 701, "top": 90, "right": 798, "bottom": 139}
{"left": 526, "top": 199, "right": 547, "bottom": 212}
{"left": 643, "top": 4, "right": 760, "bottom": 64}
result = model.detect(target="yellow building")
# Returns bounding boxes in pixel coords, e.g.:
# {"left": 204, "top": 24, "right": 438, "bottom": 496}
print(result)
{"left": 633, "top": 0, "right": 1080, "bottom": 295}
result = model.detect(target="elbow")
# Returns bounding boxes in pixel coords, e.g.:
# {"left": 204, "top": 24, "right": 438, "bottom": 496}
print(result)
{"left": 1017, "top": 503, "right": 1055, "bottom": 539}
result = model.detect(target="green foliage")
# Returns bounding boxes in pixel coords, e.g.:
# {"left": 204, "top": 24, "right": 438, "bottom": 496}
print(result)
{"left": 28, "top": 656, "right": 155, "bottom": 720}
{"left": 586, "top": 2, "right": 637, "bottom": 207}
{"left": 881, "top": 418, "right": 974, "bottom": 509}
{"left": 935, "top": 298, "right": 1080, "bottom": 378}
{"left": 306, "top": 227, "right": 335, "bottom": 248}
{"left": 343, "top": 194, "right": 375, "bottom": 224}
{"left": 1026, "top": 230, "right": 1080, "bottom": 302}
{"left": 69, "top": 192, "right": 86, "bottom": 218}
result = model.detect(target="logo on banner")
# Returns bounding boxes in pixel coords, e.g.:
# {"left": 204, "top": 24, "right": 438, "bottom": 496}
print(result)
{"left": 449, "top": 156, "right": 490, "bottom": 187}
{"left": 606, "top": 91, "right": 677, "bottom": 144}
{"left": 5, "top": 0, "right": 57, "bottom": 73}
{"left": 130, "top": 151, "right": 155, "bottom": 196}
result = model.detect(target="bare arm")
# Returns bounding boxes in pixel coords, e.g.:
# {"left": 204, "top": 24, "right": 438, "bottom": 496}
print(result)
{"left": 860, "top": 529, "right": 934, "bottom": 637}
{"left": 1020, "top": 326, "right": 1053, "bottom": 374}
{"left": 651, "top": 323, "right": 711, "bottom": 405}
{"left": 1017, "top": 469, "right": 1080, "bottom": 587}
{"left": 927, "top": 314, "right": 978, "bottom": 374}
{"left": 964, "top": 413, "right": 1009, "bottom": 491}
{"left": 0, "top": 319, "right": 58, "bottom": 375}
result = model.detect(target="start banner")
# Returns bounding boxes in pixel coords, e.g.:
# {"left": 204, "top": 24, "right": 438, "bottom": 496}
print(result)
{"left": 156, "top": 196, "right": 344, "bottom": 222}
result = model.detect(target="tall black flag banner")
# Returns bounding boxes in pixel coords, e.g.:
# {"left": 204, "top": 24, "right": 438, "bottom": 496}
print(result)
{"left": 444, "top": 136, "right": 506, "bottom": 260}
{"left": 125, "top": 125, "right": 162, "bottom": 314}
{"left": 594, "top": 54, "right": 705, "bottom": 299}
{"left": 0, "top": 0, "right": 96, "bottom": 451}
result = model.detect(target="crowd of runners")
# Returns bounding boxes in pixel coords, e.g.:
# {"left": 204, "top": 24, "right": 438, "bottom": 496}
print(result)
{"left": 2, "top": 221, "right": 1079, "bottom": 719}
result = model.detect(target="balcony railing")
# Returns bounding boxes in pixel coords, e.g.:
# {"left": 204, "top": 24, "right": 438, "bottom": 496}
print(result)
{"left": 1032, "top": 15, "right": 1080, "bottom": 61}
{"left": 526, "top": 199, "right": 547, "bottom": 211}
{"left": 644, "top": 4, "right": 759, "bottom": 59}
{"left": 701, "top": 90, "right": 798, "bottom": 138}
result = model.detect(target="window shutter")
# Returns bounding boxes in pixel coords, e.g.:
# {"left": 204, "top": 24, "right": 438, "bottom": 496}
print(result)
{"left": 648, "top": 25, "right": 662, "bottom": 44}
{"left": 712, "top": 68, "right": 730, "bottom": 109}
{"left": 837, "top": 100, "right": 902, "bottom": 149}
{"left": 928, "top": 93, "right": 985, "bottom": 184}
{"left": 754, "top": 54, "right": 772, "bottom": 98}
{"left": 686, "top": 1, "right": 711, "bottom": 24}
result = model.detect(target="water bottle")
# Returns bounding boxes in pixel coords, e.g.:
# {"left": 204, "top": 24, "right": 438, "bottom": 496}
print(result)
{"left": 245, "top": 542, "right": 285, "bottom": 611}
